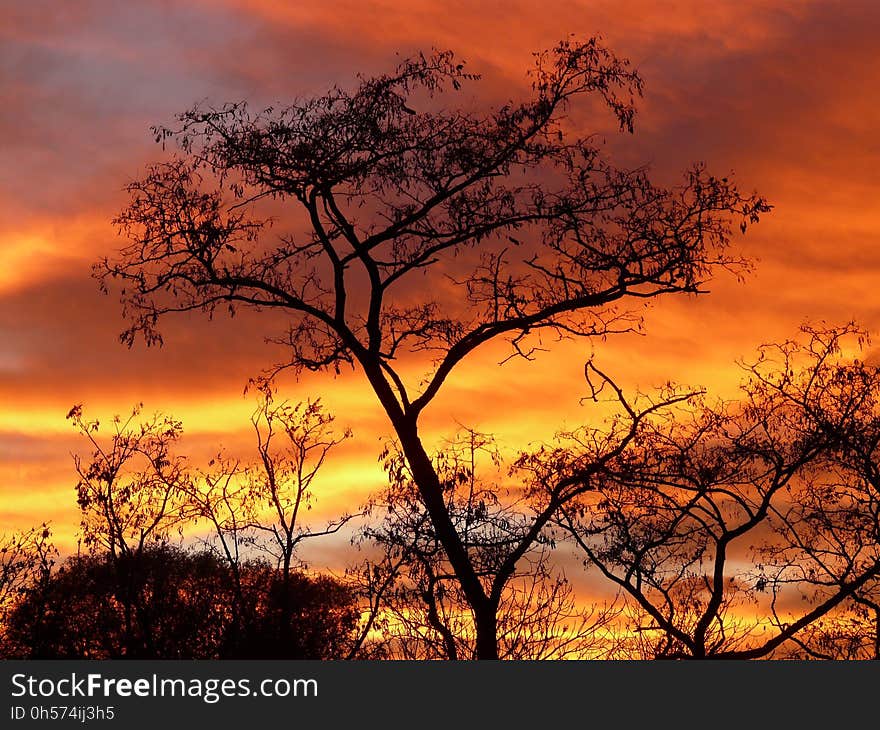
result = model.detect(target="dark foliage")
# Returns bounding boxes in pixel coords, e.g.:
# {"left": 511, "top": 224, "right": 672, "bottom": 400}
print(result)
{"left": 3, "top": 545, "right": 359, "bottom": 660}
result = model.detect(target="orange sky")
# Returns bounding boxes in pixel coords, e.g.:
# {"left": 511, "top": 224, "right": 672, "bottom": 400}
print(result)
{"left": 2, "top": 0, "right": 879, "bottom": 576}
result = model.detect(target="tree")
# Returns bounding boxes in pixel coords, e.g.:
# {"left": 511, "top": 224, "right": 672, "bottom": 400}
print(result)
{"left": 4, "top": 546, "right": 361, "bottom": 659}
{"left": 244, "top": 390, "right": 354, "bottom": 600}
{"left": 68, "top": 394, "right": 361, "bottom": 658}
{"left": 184, "top": 387, "right": 357, "bottom": 652}
{"left": 357, "top": 430, "right": 619, "bottom": 659}
{"left": 0, "top": 525, "right": 55, "bottom": 657}
{"left": 181, "top": 450, "right": 254, "bottom": 653}
{"left": 746, "top": 325, "right": 880, "bottom": 659}
{"left": 102, "top": 37, "right": 769, "bottom": 658}
{"left": 525, "top": 325, "right": 880, "bottom": 658}
{"left": 5, "top": 546, "right": 232, "bottom": 658}
{"left": 67, "top": 403, "right": 191, "bottom": 656}
{"left": 67, "top": 403, "right": 188, "bottom": 558}
{"left": 236, "top": 567, "right": 361, "bottom": 660}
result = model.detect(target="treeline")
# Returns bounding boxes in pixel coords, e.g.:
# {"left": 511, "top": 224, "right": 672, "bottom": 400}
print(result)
{"left": 3, "top": 324, "right": 880, "bottom": 659}
{"left": 1, "top": 544, "right": 358, "bottom": 659}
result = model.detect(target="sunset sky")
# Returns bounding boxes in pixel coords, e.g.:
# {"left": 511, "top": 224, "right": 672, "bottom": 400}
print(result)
{"left": 2, "top": 0, "right": 879, "bottom": 571}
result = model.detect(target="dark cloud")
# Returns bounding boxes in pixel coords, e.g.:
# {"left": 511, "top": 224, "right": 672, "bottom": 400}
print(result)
{"left": 0, "top": 270, "right": 295, "bottom": 403}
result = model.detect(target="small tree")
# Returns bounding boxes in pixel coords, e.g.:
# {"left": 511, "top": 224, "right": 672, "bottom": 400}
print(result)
{"left": 244, "top": 389, "right": 354, "bottom": 580}
{"left": 748, "top": 325, "right": 880, "bottom": 659}
{"left": 0, "top": 526, "right": 55, "bottom": 657}
{"left": 68, "top": 394, "right": 356, "bottom": 657}
{"left": 67, "top": 404, "right": 190, "bottom": 656}
{"left": 358, "top": 430, "right": 619, "bottom": 659}
{"left": 527, "top": 326, "right": 880, "bottom": 659}
{"left": 179, "top": 392, "right": 354, "bottom": 651}
{"left": 181, "top": 452, "right": 255, "bottom": 654}
{"left": 103, "top": 38, "right": 768, "bottom": 657}
{"left": 233, "top": 389, "right": 355, "bottom": 650}
{"left": 67, "top": 404, "right": 188, "bottom": 558}
{"left": 5, "top": 546, "right": 234, "bottom": 659}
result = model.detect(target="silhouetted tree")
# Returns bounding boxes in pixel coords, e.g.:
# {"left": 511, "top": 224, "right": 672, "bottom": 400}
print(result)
{"left": 67, "top": 403, "right": 188, "bottom": 557}
{"left": 66, "top": 398, "right": 359, "bottom": 657}
{"left": 184, "top": 387, "right": 357, "bottom": 652}
{"left": 0, "top": 525, "right": 55, "bottom": 657}
{"left": 67, "top": 403, "right": 191, "bottom": 656}
{"left": 523, "top": 326, "right": 880, "bottom": 658}
{"left": 182, "top": 451, "right": 254, "bottom": 653}
{"left": 102, "top": 38, "right": 769, "bottom": 657}
{"left": 236, "top": 567, "right": 361, "bottom": 659}
{"left": 747, "top": 325, "right": 880, "bottom": 659}
{"left": 244, "top": 390, "right": 355, "bottom": 638}
{"left": 355, "top": 430, "right": 620, "bottom": 659}
{"left": 4, "top": 545, "right": 360, "bottom": 659}
{"left": 6, "top": 546, "right": 230, "bottom": 658}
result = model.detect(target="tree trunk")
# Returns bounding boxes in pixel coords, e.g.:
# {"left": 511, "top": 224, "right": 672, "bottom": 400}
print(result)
{"left": 395, "top": 422, "right": 499, "bottom": 660}
{"left": 874, "top": 607, "right": 880, "bottom": 661}
{"left": 473, "top": 604, "right": 499, "bottom": 660}
{"left": 279, "top": 551, "right": 294, "bottom": 654}
{"left": 359, "top": 359, "right": 500, "bottom": 659}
